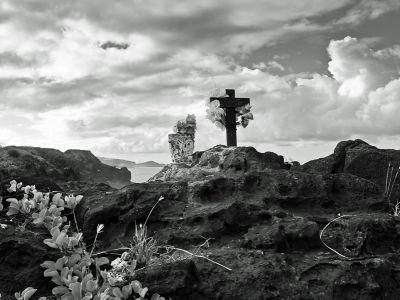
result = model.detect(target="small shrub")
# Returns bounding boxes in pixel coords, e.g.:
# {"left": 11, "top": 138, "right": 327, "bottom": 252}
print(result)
{"left": 8, "top": 149, "right": 20, "bottom": 158}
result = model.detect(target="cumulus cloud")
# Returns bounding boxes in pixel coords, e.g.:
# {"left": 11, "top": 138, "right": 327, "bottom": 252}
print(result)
{"left": 237, "top": 37, "right": 400, "bottom": 142}
{"left": 327, "top": 36, "right": 399, "bottom": 97}
{"left": 0, "top": 0, "right": 400, "bottom": 162}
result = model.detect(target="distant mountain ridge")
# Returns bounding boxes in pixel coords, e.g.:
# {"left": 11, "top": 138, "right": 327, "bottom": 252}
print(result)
{"left": 137, "top": 161, "right": 165, "bottom": 167}
{"left": 98, "top": 157, "right": 165, "bottom": 168}
{"left": 98, "top": 157, "right": 137, "bottom": 169}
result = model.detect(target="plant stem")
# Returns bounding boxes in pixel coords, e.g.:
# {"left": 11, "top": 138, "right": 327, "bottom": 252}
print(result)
{"left": 93, "top": 245, "right": 233, "bottom": 271}
{"left": 93, "top": 247, "right": 130, "bottom": 256}
{"left": 72, "top": 209, "right": 79, "bottom": 233}
{"left": 89, "top": 231, "right": 100, "bottom": 257}
{"left": 144, "top": 197, "right": 163, "bottom": 227}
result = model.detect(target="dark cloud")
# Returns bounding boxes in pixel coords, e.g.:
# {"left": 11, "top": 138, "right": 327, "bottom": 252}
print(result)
{"left": 99, "top": 41, "right": 129, "bottom": 50}
{"left": 0, "top": 52, "right": 32, "bottom": 66}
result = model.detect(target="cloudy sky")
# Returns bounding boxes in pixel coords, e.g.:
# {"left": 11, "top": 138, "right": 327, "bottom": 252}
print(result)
{"left": 1, "top": 0, "right": 400, "bottom": 163}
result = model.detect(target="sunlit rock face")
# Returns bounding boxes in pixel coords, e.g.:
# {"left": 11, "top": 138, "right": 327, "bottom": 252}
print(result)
{"left": 152, "top": 145, "right": 288, "bottom": 182}
{"left": 168, "top": 114, "right": 197, "bottom": 164}
{"left": 168, "top": 133, "right": 195, "bottom": 164}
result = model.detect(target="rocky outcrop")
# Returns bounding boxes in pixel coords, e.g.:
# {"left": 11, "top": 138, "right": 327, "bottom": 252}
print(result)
{"left": 150, "top": 145, "right": 289, "bottom": 182}
{"left": 298, "top": 139, "right": 400, "bottom": 188}
{"left": 64, "top": 150, "right": 131, "bottom": 188}
{"left": 0, "top": 146, "right": 131, "bottom": 189}
{"left": 3, "top": 140, "right": 400, "bottom": 299}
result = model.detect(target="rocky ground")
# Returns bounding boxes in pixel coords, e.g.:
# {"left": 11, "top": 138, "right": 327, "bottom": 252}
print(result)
{"left": 2, "top": 139, "right": 400, "bottom": 299}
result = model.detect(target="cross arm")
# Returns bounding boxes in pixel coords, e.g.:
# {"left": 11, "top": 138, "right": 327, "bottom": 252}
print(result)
{"left": 210, "top": 97, "right": 250, "bottom": 108}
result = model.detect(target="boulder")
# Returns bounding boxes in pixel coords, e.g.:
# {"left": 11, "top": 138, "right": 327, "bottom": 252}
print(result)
{"left": 298, "top": 139, "right": 400, "bottom": 191}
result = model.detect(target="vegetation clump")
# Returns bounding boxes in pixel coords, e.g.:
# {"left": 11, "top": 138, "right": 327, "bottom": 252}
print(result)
{"left": 0, "top": 180, "right": 165, "bottom": 300}
{"left": 8, "top": 149, "right": 21, "bottom": 158}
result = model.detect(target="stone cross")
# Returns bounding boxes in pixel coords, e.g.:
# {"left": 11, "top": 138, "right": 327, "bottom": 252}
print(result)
{"left": 210, "top": 89, "right": 250, "bottom": 147}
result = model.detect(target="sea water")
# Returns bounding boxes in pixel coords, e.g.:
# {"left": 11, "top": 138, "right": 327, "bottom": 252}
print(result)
{"left": 128, "top": 167, "right": 163, "bottom": 183}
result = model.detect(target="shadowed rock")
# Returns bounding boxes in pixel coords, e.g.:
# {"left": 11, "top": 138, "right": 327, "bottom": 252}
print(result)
{"left": 0, "top": 146, "right": 131, "bottom": 189}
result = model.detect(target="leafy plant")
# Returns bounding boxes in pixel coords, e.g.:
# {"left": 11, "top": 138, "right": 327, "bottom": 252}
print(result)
{"left": 2, "top": 180, "right": 163, "bottom": 300}
{"left": 14, "top": 287, "right": 37, "bottom": 300}
{"left": 130, "top": 196, "right": 164, "bottom": 267}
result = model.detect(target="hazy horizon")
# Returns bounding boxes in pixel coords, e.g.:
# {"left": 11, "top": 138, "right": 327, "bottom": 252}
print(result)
{"left": 2, "top": 134, "right": 400, "bottom": 165}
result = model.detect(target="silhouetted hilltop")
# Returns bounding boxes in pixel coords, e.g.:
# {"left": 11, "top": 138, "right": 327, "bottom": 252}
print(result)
{"left": 0, "top": 146, "right": 131, "bottom": 188}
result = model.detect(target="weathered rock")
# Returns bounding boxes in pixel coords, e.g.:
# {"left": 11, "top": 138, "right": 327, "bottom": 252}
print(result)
{"left": 150, "top": 145, "right": 288, "bottom": 182}
{"left": 76, "top": 181, "right": 189, "bottom": 247}
{"left": 298, "top": 139, "right": 400, "bottom": 192}
{"left": 135, "top": 251, "right": 400, "bottom": 300}
{"left": 320, "top": 213, "right": 400, "bottom": 258}
{"left": 77, "top": 168, "right": 386, "bottom": 249}
{"left": 0, "top": 224, "right": 59, "bottom": 299}
{"left": 241, "top": 170, "right": 383, "bottom": 212}
{"left": 243, "top": 215, "right": 320, "bottom": 252}
{"left": 4, "top": 141, "right": 400, "bottom": 300}
{"left": 299, "top": 254, "right": 400, "bottom": 300}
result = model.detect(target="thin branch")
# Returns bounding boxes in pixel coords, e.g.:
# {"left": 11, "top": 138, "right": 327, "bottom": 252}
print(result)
{"left": 160, "top": 246, "right": 232, "bottom": 271}
{"left": 93, "top": 247, "right": 130, "bottom": 256}
{"left": 319, "top": 214, "right": 356, "bottom": 260}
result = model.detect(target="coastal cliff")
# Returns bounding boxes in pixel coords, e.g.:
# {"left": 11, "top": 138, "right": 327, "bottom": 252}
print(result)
{"left": 0, "top": 146, "right": 131, "bottom": 189}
